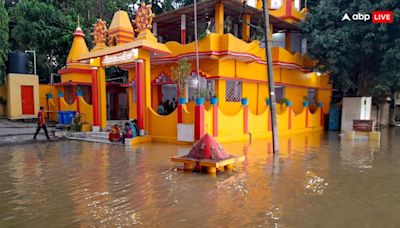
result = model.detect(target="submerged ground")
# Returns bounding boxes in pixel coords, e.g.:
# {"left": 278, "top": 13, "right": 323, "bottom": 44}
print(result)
{"left": 0, "top": 128, "right": 399, "bottom": 227}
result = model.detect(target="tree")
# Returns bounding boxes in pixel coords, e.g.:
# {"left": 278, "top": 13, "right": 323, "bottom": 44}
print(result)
{"left": 301, "top": 0, "right": 400, "bottom": 98}
{"left": 9, "top": 0, "right": 76, "bottom": 81}
{"left": 0, "top": 0, "right": 9, "bottom": 84}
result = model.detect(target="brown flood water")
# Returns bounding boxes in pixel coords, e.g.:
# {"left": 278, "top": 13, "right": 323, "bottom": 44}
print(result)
{"left": 0, "top": 128, "right": 400, "bottom": 227}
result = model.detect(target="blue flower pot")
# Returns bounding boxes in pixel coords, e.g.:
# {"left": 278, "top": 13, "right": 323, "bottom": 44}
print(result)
{"left": 76, "top": 90, "right": 83, "bottom": 97}
{"left": 178, "top": 97, "right": 187, "bottom": 105}
{"left": 241, "top": 98, "right": 248, "bottom": 106}
{"left": 286, "top": 100, "right": 292, "bottom": 107}
{"left": 318, "top": 102, "right": 323, "bottom": 107}
{"left": 196, "top": 97, "right": 204, "bottom": 105}
{"left": 46, "top": 93, "right": 53, "bottom": 99}
{"left": 303, "top": 101, "right": 309, "bottom": 107}
{"left": 266, "top": 99, "right": 270, "bottom": 106}
{"left": 210, "top": 97, "right": 218, "bottom": 105}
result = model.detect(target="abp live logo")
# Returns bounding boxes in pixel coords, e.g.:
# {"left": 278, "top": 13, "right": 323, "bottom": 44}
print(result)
{"left": 372, "top": 11, "right": 393, "bottom": 23}
{"left": 342, "top": 11, "right": 393, "bottom": 23}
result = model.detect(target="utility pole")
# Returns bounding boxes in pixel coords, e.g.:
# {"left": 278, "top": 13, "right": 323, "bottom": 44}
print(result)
{"left": 261, "top": 0, "right": 280, "bottom": 154}
{"left": 194, "top": 0, "right": 200, "bottom": 92}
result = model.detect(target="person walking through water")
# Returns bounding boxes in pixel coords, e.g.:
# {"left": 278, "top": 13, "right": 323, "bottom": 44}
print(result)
{"left": 33, "top": 106, "right": 50, "bottom": 140}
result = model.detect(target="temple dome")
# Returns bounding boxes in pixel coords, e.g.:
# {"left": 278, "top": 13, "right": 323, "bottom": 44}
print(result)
{"left": 108, "top": 10, "right": 135, "bottom": 46}
{"left": 66, "top": 26, "right": 89, "bottom": 63}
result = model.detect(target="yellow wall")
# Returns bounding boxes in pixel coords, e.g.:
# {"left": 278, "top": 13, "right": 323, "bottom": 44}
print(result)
{"left": 6, "top": 74, "right": 40, "bottom": 119}
{"left": 148, "top": 107, "right": 177, "bottom": 142}
{"left": 78, "top": 96, "right": 93, "bottom": 125}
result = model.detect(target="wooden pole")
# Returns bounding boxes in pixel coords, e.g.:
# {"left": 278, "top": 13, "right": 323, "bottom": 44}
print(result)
{"left": 262, "top": 0, "right": 280, "bottom": 154}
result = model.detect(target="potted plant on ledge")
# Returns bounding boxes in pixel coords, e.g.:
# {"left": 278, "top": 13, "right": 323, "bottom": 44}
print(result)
{"left": 195, "top": 88, "right": 206, "bottom": 105}
{"left": 241, "top": 97, "right": 248, "bottom": 105}
{"left": 172, "top": 58, "right": 191, "bottom": 105}
{"left": 303, "top": 96, "right": 310, "bottom": 107}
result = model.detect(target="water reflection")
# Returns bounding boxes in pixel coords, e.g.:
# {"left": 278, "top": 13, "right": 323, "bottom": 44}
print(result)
{"left": 0, "top": 129, "right": 399, "bottom": 227}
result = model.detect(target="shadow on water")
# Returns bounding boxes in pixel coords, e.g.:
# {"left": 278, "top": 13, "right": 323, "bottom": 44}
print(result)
{"left": 0, "top": 128, "right": 400, "bottom": 227}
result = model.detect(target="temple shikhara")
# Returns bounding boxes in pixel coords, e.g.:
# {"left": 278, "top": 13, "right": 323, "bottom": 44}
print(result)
{"left": 5, "top": 0, "right": 332, "bottom": 144}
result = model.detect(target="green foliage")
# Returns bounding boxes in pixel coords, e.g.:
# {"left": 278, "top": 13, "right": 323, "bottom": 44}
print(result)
{"left": 5, "top": 0, "right": 190, "bottom": 82}
{"left": 194, "top": 88, "right": 207, "bottom": 98}
{"left": 278, "top": 97, "right": 289, "bottom": 105}
{"left": 0, "top": 0, "right": 9, "bottom": 84}
{"left": 9, "top": 0, "right": 76, "bottom": 81}
{"left": 171, "top": 58, "right": 192, "bottom": 97}
{"left": 301, "top": 0, "right": 400, "bottom": 97}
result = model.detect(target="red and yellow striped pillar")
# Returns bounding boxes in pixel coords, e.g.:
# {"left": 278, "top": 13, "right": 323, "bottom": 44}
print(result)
{"left": 194, "top": 100, "right": 205, "bottom": 140}
{"left": 243, "top": 105, "right": 248, "bottom": 134}
{"left": 136, "top": 59, "right": 144, "bottom": 133}
{"left": 91, "top": 66, "right": 99, "bottom": 130}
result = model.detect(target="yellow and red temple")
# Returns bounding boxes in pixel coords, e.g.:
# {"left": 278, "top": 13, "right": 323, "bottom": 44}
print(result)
{"left": 30, "top": 0, "right": 332, "bottom": 143}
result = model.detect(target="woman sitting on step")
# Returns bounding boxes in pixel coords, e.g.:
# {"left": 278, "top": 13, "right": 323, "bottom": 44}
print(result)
{"left": 108, "top": 124, "right": 121, "bottom": 143}
{"left": 121, "top": 122, "right": 136, "bottom": 144}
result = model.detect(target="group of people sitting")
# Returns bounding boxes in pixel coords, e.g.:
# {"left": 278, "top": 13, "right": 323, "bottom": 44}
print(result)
{"left": 108, "top": 119, "right": 140, "bottom": 144}
{"left": 157, "top": 98, "right": 177, "bottom": 115}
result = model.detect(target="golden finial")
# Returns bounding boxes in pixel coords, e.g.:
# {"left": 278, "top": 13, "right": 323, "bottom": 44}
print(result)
{"left": 77, "top": 16, "right": 80, "bottom": 27}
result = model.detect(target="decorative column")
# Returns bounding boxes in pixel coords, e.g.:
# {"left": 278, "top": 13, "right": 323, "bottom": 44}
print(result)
{"left": 242, "top": 14, "right": 250, "bottom": 42}
{"left": 178, "top": 104, "right": 183, "bottom": 123}
{"left": 243, "top": 103, "right": 248, "bottom": 134}
{"left": 215, "top": 3, "right": 224, "bottom": 34}
{"left": 318, "top": 102, "right": 324, "bottom": 127}
{"left": 57, "top": 92, "right": 63, "bottom": 111}
{"left": 211, "top": 98, "right": 218, "bottom": 137}
{"left": 76, "top": 90, "right": 82, "bottom": 114}
{"left": 91, "top": 67, "right": 99, "bottom": 130}
{"left": 194, "top": 98, "right": 205, "bottom": 140}
{"left": 304, "top": 102, "right": 309, "bottom": 128}
{"left": 181, "top": 14, "right": 186, "bottom": 44}
{"left": 136, "top": 59, "right": 144, "bottom": 134}
{"left": 287, "top": 101, "right": 292, "bottom": 130}
{"left": 46, "top": 93, "right": 52, "bottom": 119}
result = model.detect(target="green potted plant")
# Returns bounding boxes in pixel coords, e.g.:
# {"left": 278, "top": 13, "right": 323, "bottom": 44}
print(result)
{"left": 210, "top": 94, "right": 218, "bottom": 105}
{"left": 303, "top": 96, "right": 309, "bottom": 107}
{"left": 194, "top": 88, "right": 206, "bottom": 105}
{"left": 265, "top": 97, "right": 270, "bottom": 105}
{"left": 241, "top": 97, "right": 248, "bottom": 105}
{"left": 171, "top": 58, "right": 192, "bottom": 105}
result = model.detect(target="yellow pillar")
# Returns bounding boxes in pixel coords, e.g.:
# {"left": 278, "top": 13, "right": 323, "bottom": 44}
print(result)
{"left": 128, "top": 69, "right": 136, "bottom": 119}
{"left": 97, "top": 67, "right": 107, "bottom": 131}
{"left": 242, "top": 14, "right": 250, "bottom": 42}
{"left": 215, "top": 3, "right": 224, "bottom": 34}
{"left": 215, "top": 79, "right": 225, "bottom": 102}
{"left": 285, "top": 32, "right": 292, "bottom": 52}
{"left": 138, "top": 49, "right": 151, "bottom": 135}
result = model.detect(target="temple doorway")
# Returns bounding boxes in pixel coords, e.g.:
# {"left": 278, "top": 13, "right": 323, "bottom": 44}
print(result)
{"left": 106, "top": 84, "right": 128, "bottom": 120}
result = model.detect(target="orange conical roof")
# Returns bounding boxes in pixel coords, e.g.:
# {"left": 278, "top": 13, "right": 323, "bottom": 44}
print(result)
{"left": 108, "top": 10, "right": 135, "bottom": 46}
{"left": 187, "top": 134, "right": 230, "bottom": 160}
{"left": 66, "top": 26, "right": 89, "bottom": 63}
